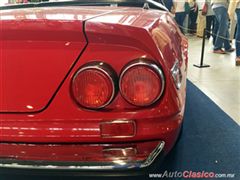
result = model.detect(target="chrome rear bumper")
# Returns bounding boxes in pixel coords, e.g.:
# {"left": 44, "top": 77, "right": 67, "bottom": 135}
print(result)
{"left": 0, "top": 141, "right": 164, "bottom": 170}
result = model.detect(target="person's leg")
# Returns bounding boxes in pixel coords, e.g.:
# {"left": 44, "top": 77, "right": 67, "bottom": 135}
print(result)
{"left": 212, "top": 16, "right": 218, "bottom": 44}
{"left": 229, "top": 18, "right": 237, "bottom": 41}
{"left": 223, "top": 25, "right": 232, "bottom": 50}
{"left": 211, "top": 16, "right": 215, "bottom": 33}
{"left": 188, "top": 10, "right": 193, "bottom": 33}
{"left": 196, "top": 11, "right": 206, "bottom": 37}
{"left": 183, "top": 13, "right": 188, "bottom": 34}
{"left": 210, "top": 16, "right": 214, "bottom": 38}
{"left": 236, "top": 9, "right": 240, "bottom": 65}
{"left": 213, "top": 7, "right": 224, "bottom": 50}
{"left": 235, "top": 9, "right": 240, "bottom": 57}
{"left": 176, "top": 12, "right": 186, "bottom": 33}
{"left": 206, "top": 16, "right": 214, "bottom": 39}
{"left": 175, "top": 12, "right": 183, "bottom": 32}
{"left": 206, "top": 16, "right": 211, "bottom": 38}
{"left": 213, "top": 7, "right": 231, "bottom": 51}
{"left": 222, "top": 11, "right": 233, "bottom": 51}
{"left": 181, "top": 12, "right": 186, "bottom": 32}
{"left": 192, "top": 10, "right": 198, "bottom": 33}
{"left": 175, "top": 13, "right": 180, "bottom": 25}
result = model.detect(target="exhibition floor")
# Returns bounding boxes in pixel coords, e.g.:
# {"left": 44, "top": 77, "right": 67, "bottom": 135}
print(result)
{"left": 187, "top": 36, "right": 240, "bottom": 124}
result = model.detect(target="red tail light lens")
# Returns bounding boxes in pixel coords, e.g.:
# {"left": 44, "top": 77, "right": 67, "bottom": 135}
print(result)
{"left": 120, "top": 60, "right": 164, "bottom": 107}
{"left": 72, "top": 63, "right": 116, "bottom": 109}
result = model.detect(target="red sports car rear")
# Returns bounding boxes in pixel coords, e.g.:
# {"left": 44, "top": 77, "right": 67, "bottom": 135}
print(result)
{"left": 0, "top": 0, "right": 188, "bottom": 172}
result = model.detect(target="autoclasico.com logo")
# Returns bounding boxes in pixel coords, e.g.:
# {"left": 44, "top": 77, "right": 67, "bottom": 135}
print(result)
{"left": 149, "top": 171, "right": 236, "bottom": 179}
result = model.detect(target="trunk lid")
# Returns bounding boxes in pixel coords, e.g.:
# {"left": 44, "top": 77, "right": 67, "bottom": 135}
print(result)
{"left": 0, "top": 7, "right": 115, "bottom": 112}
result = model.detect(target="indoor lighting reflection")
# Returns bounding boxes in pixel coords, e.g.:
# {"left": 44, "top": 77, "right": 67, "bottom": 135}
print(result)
{"left": 26, "top": 105, "right": 34, "bottom": 109}
{"left": 71, "top": 128, "right": 98, "bottom": 131}
{"left": 65, "top": 42, "right": 71, "bottom": 46}
{"left": 27, "top": 115, "right": 35, "bottom": 118}
{"left": 46, "top": 14, "right": 75, "bottom": 20}
{"left": 25, "top": 14, "right": 37, "bottom": 20}
{"left": 91, "top": 15, "right": 124, "bottom": 23}
{"left": 141, "top": 55, "right": 147, "bottom": 58}
{"left": 0, "top": 127, "right": 37, "bottom": 130}
{"left": 122, "top": 15, "right": 136, "bottom": 25}
{"left": 113, "top": 160, "right": 127, "bottom": 166}
{"left": 122, "top": 149, "right": 127, "bottom": 156}
{"left": 0, "top": 15, "right": 15, "bottom": 20}
{"left": 49, "top": 128, "right": 63, "bottom": 131}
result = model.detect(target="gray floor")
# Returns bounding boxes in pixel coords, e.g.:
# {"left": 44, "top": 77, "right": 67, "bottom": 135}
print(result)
{"left": 187, "top": 36, "right": 240, "bottom": 124}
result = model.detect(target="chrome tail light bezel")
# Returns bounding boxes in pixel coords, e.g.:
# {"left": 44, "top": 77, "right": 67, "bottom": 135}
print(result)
{"left": 71, "top": 61, "right": 118, "bottom": 110}
{"left": 119, "top": 59, "right": 165, "bottom": 107}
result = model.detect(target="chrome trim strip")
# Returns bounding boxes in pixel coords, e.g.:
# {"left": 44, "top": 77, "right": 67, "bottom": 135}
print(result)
{"left": 0, "top": 141, "right": 165, "bottom": 170}
{"left": 141, "top": 141, "right": 165, "bottom": 168}
{"left": 119, "top": 59, "right": 165, "bottom": 107}
{"left": 71, "top": 61, "right": 117, "bottom": 110}
{"left": 102, "top": 147, "right": 137, "bottom": 155}
{"left": 100, "top": 120, "right": 136, "bottom": 138}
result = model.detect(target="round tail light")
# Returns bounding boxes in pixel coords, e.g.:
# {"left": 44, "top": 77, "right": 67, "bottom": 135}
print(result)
{"left": 71, "top": 62, "right": 116, "bottom": 109}
{"left": 119, "top": 60, "right": 165, "bottom": 107}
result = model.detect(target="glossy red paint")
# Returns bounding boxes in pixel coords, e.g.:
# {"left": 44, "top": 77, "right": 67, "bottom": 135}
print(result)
{"left": 0, "top": 5, "right": 188, "bottom": 167}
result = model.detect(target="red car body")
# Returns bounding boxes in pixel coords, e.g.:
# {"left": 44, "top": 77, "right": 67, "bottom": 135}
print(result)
{"left": 0, "top": 1, "right": 188, "bottom": 172}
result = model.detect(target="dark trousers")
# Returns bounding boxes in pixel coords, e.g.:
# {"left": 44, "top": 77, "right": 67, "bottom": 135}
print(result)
{"left": 206, "top": 15, "right": 215, "bottom": 39}
{"left": 236, "top": 9, "right": 240, "bottom": 57}
{"left": 175, "top": 12, "right": 186, "bottom": 33}
{"left": 188, "top": 9, "right": 198, "bottom": 34}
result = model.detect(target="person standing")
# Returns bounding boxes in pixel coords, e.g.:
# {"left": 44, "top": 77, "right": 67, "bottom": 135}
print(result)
{"left": 174, "top": 0, "right": 187, "bottom": 33}
{"left": 228, "top": 0, "right": 240, "bottom": 66}
{"left": 188, "top": 0, "right": 198, "bottom": 34}
{"left": 205, "top": 0, "right": 215, "bottom": 39}
{"left": 211, "top": 0, "right": 235, "bottom": 54}
{"left": 159, "top": 0, "right": 175, "bottom": 13}
{"left": 196, "top": 0, "right": 206, "bottom": 37}
{"left": 229, "top": 14, "right": 237, "bottom": 41}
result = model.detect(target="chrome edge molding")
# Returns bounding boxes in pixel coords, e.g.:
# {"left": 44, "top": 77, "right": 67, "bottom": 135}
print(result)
{"left": 141, "top": 141, "right": 165, "bottom": 168}
{"left": 119, "top": 59, "right": 165, "bottom": 107}
{"left": 0, "top": 141, "right": 165, "bottom": 170}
